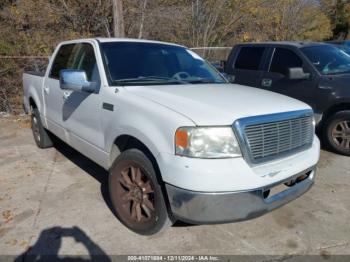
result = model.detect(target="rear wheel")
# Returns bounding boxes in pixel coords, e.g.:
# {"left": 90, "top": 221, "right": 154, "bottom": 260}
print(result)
{"left": 31, "top": 108, "right": 53, "bottom": 148}
{"left": 109, "top": 149, "right": 172, "bottom": 235}
{"left": 324, "top": 110, "right": 350, "bottom": 156}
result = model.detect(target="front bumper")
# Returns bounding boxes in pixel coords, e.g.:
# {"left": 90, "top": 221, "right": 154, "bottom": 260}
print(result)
{"left": 166, "top": 166, "right": 316, "bottom": 224}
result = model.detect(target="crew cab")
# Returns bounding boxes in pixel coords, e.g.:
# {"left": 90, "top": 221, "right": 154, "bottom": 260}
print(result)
{"left": 23, "top": 38, "right": 320, "bottom": 235}
{"left": 222, "top": 42, "right": 350, "bottom": 156}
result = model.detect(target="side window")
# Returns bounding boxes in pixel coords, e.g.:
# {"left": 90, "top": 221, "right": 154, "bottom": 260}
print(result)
{"left": 49, "top": 43, "right": 99, "bottom": 82}
{"left": 49, "top": 44, "right": 75, "bottom": 79}
{"left": 270, "top": 48, "right": 302, "bottom": 75}
{"left": 234, "top": 47, "right": 265, "bottom": 70}
{"left": 68, "top": 43, "right": 100, "bottom": 82}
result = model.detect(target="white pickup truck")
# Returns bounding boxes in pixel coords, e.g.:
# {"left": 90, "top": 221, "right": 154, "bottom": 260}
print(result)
{"left": 23, "top": 38, "right": 320, "bottom": 235}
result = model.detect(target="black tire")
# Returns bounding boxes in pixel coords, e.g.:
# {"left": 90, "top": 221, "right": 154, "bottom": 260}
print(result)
{"left": 31, "top": 108, "right": 53, "bottom": 148}
{"left": 323, "top": 110, "right": 350, "bottom": 156}
{"left": 109, "top": 149, "right": 172, "bottom": 235}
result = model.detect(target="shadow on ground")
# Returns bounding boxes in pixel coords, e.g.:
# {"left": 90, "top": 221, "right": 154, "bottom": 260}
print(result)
{"left": 53, "top": 140, "right": 113, "bottom": 214}
{"left": 51, "top": 139, "right": 194, "bottom": 229}
{"left": 15, "top": 226, "right": 111, "bottom": 262}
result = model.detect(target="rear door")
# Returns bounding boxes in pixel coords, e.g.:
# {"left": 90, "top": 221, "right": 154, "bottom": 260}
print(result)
{"left": 260, "top": 47, "right": 318, "bottom": 109}
{"left": 226, "top": 46, "right": 267, "bottom": 87}
{"left": 43, "top": 44, "right": 75, "bottom": 139}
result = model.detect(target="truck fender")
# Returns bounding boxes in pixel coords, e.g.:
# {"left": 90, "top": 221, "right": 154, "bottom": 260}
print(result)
{"left": 28, "top": 87, "right": 42, "bottom": 113}
{"left": 106, "top": 125, "right": 172, "bottom": 169}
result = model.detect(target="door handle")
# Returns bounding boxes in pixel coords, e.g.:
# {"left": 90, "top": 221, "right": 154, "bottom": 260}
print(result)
{"left": 261, "top": 78, "right": 272, "bottom": 87}
{"left": 318, "top": 85, "right": 332, "bottom": 90}
{"left": 62, "top": 91, "right": 71, "bottom": 100}
{"left": 43, "top": 86, "right": 49, "bottom": 94}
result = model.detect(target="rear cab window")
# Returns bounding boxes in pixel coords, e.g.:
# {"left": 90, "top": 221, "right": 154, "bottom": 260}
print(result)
{"left": 234, "top": 47, "right": 265, "bottom": 70}
{"left": 49, "top": 44, "right": 75, "bottom": 79}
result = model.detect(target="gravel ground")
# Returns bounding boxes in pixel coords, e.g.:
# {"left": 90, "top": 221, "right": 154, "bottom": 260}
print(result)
{"left": 0, "top": 116, "right": 349, "bottom": 260}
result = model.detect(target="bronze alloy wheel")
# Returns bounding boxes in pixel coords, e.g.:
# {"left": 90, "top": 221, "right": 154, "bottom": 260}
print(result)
{"left": 109, "top": 149, "right": 172, "bottom": 235}
{"left": 331, "top": 120, "right": 350, "bottom": 150}
{"left": 115, "top": 164, "right": 156, "bottom": 224}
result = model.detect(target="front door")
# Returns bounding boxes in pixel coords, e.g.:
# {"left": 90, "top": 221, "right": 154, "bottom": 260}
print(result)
{"left": 260, "top": 47, "right": 318, "bottom": 110}
{"left": 61, "top": 43, "right": 105, "bottom": 157}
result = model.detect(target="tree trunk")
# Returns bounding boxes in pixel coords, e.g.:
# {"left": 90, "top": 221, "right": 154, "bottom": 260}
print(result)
{"left": 138, "top": 0, "right": 148, "bottom": 39}
{"left": 112, "top": 0, "right": 125, "bottom": 37}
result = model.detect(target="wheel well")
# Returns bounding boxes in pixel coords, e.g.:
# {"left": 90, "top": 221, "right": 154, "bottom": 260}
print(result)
{"left": 111, "top": 135, "right": 174, "bottom": 218}
{"left": 111, "top": 135, "right": 161, "bottom": 182}
{"left": 323, "top": 103, "right": 350, "bottom": 122}
{"left": 29, "top": 97, "right": 37, "bottom": 110}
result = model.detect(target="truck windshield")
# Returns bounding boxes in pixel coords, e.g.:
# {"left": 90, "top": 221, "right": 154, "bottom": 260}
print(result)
{"left": 301, "top": 45, "right": 350, "bottom": 75}
{"left": 100, "top": 42, "right": 227, "bottom": 86}
{"left": 339, "top": 45, "right": 350, "bottom": 55}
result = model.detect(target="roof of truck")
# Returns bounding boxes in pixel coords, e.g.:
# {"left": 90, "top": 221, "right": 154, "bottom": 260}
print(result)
{"left": 59, "top": 38, "right": 185, "bottom": 48}
{"left": 236, "top": 41, "right": 329, "bottom": 48}
{"left": 97, "top": 37, "right": 183, "bottom": 46}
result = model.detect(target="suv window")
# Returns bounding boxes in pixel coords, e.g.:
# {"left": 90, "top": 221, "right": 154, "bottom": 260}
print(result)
{"left": 270, "top": 48, "right": 302, "bottom": 75}
{"left": 234, "top": 47, "right": 265, "bottom": 70}
{"left": 49, "top": 44, "right": 75, "bottom": 79}
{"left": 49, "top": 43, "right": 99, "bottom": 82}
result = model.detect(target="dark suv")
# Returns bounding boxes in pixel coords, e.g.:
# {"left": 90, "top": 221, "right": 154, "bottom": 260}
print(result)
{"left": 326, "top": 40, "right": 350, "bottom": 55}
{"left": 326, "top": 40, "right": 350, "bottom": 47}
{"left": 223, "top": 42, "right": 350, "bottom": 156}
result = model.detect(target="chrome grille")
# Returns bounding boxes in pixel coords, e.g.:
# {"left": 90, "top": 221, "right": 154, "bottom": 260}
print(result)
{"left": 234, "top": 110, "right": 314, "bottom": 164}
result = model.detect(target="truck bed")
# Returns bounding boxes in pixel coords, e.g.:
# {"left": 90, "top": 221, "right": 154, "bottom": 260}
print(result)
{"left": 22, "top": 72, "right": 46, "bottom": 114}
{"left": 25, "top": 71, "right": 45, "bottom": 77}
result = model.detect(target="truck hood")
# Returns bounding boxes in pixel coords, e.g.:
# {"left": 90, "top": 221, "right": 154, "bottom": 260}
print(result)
{"left": 124, "top": 83, "right": 311, "bottom": 125}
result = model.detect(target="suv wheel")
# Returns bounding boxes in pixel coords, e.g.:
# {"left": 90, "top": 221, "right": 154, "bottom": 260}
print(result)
{"left": 324, "top": 110, "right": 350, "bottom": 156}
{"left": 109, "top": 149, "right": 172, "bottom": 235}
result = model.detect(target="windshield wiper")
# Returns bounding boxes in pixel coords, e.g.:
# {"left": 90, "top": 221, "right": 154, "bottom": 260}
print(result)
{"left": 186, "top": 78, "right": 223, "bottom": 84}
{"left": 324, "top": 70, "right": 350, "bottom": 75}
{"left": 111, "top": 76, "right": 188, "bottom": 85}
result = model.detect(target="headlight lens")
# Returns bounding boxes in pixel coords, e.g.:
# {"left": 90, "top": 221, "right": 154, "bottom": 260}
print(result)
{"left": 175, "top": 127, "right": 241, "bottom": 158}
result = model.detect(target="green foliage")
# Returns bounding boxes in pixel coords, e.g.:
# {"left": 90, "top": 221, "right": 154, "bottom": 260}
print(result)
{"left": 320, "top": 0, "right": 350, "bottom": 39}
{"left": 0, "top": 39, "right": 16, "bottom": 56}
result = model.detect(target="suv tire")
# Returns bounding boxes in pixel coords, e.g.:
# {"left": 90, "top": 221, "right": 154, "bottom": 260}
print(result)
{"left": 324, "top": 110, "right": 350, "bottom": 156}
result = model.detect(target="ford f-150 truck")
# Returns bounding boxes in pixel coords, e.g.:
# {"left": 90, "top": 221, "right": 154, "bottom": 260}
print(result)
{"left": 222, "top": 42, "right": 350, "bottom": 156}
{"left": 23, "top": 38, "right": 320, "bottom": 235}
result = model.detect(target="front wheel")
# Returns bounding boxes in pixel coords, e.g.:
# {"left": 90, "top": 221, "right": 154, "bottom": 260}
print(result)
{"left": 323, "top": 110, "right": 350, "bottom": 156}
{"left": 109, "top": 149, "right": 172, "bottom": 235}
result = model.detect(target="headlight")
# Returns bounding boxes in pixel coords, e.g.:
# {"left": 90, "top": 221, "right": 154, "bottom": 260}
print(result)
{"left": 175, "top": 127, "right": 241, "bottom": 158}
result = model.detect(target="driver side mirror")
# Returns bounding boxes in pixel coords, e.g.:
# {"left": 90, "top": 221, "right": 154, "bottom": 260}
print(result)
{"left": 210, "top": 60, "right": 227, "bottom": 73}
{"left": 221, "top": 73, "right": 235, "bottom": 83}
{"left": 59, "top": 69, "right": 98, "bottom": 93}
{"left": 287, "top": 67, "right": 310, "bottom": 80}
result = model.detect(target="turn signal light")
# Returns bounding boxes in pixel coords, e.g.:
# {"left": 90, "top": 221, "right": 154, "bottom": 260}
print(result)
{"left": 175, "top": 129, "right": 188, "bottom": 148}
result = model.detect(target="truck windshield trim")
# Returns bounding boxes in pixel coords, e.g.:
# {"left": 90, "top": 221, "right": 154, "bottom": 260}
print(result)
{"left": 100, "top": 42, "right": 227, "bottom": 86}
